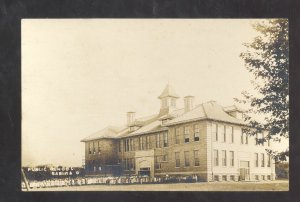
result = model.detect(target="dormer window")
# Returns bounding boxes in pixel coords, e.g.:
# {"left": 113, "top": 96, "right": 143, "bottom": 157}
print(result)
{"left": 162, "top": 119, "right": 168, "bottom": 125}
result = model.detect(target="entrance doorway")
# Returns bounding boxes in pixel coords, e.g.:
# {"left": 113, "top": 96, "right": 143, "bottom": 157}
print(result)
{"left": 138, "top": 167, "right": 150, "bottom": 176}
{"left": 239, "top": 161, "right": 250, "bottom": 181}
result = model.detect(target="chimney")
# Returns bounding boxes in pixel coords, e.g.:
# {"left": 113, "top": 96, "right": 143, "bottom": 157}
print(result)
{"left": 184, "top": 96, "right": 194, "bottom": 113}
{"left": 127, "top": 111, "right": 136, "bottom": 126}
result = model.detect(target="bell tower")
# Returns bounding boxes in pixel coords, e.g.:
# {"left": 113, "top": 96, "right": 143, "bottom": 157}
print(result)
{"left": 158, "top": 84, "right": 179, "bottom": 116}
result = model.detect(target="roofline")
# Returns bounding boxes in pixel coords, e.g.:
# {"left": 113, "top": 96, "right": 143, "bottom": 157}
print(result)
{"left": 80, "top": 137, "right": 119, "bottom": 142}
{"left": 165, "top": 117, "right": 247, "bottom": 127}
{"left": 121, "top": 127, "right": 169, "bottom": 138}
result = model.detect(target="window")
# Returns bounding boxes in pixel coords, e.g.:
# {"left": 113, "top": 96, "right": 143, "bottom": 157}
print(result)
{"left": 261, "top": 153, "right": 265, "bottom": 167}
{"left": 212, "top": 123, "right": 218, "bottom": 141}
{"left": 229, "top": 151, "right": 234, "bottom": 166}
{"left": 194, "top": 125, "right": 200, "bottom": 141}
{"left": 175, "top": 152, "right": 180, "bottom": 167}
{"left": 139, "top": 137, "right": 143, "bottom": 150}
{"left": 214, "top": 175, "right": 219, "bottom": 181}
{"left": 222, "top": 150, "right": 227, "bottom": 166}
{"left": 241, "top": 132, "right": 244, "bottom": 144}
{"left": 130, "top": 138, "right": 134, "bottom": 151}
{"left": 184, "top": 151, "right": 190, "bottom": 167}
{"left": 261, "top": 175, "right": 265, "bottom": 180}
{"left": 267, "top": 154, "right": 271, "bottom": 167}
{"left": 93, "top": 142, "right": 96, "bottom": 154}
{"left": 98, "top": 141, "right": 101, "bottom": 154}
{"left": 184, "top": 127, "right": 189, "bottom": 143}
{"left": 222, "top": 125, "right": 226, "bottom": 142}
{"left": 171, "top": 98, "right": 176, "bottom": 107}
{"left": 118, "top": 141, "right": 121, "bottom": 152}
{"left": 230, "top": 175, "right": 235, "bottom": 181}
{"left": 255, "top": 175, "right": 259, "bottom": 180}
{"left": 228, "top": 126, "right": 234, "bottom": 143}
{"left": 213, "top": 150, "right": 219, "bottom": 166}
{"left": 155, "top": 156, "right": 161, "bottom": 170}
{"left": 163, "top": 132, "right": 168, "bottom": 147}
{"left": 175, "top": 128, "right": 180, "bottom": 144}
{"left": 255, "top": 153, "right": 259, "bottom": 167}
{"left": 218, "top": 124, "right": 224, "bottom": 142}
{"left": 222, "top": 175, "right": 227, "bottom": 181}
{"left": 125, "top": 139, "right": 130, "bottom": 152}
{"left": 156, "top": 134, "right": 160, "bottom": 148}
{"left": 146, "top": 136, "right": 150, "bottom": 149}
{"left": 194, "top": 150, "right": 200, "bottom": 166}
{"left": 142, "top": 136, "right": 146, "bottom": 150}
{"left": 267, "top": 175, "right": 271, "bottom": 180}
{"left": 241, "top": 129, "right": 248, "bottom": 144}
{"left": 162, "top": 154, "right": 168, "bottom": 162}
{"left": 88, "top": 142, "right": 92, "bottom": 154}
{"left": 262, "top": 133, "right": 265, "bottom": 146}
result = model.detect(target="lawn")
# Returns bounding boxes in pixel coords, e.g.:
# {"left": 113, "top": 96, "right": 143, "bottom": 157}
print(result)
{"left": 27, "top": 180, "right": 288, "bottom": 191}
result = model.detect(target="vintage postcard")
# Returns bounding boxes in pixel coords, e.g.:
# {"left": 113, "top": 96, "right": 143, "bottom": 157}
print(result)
{"left": 21, "top": 19, "right": 289, "bottom": 191}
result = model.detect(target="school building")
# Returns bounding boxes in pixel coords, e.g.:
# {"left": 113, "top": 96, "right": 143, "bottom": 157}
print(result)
{"left": 81, "top": 85, "right": 275, "bottom": 181}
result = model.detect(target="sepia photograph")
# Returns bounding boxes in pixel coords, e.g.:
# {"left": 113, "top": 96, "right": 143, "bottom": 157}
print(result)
{"left": 21, "top": 19, "right": 289, "bottom": 191}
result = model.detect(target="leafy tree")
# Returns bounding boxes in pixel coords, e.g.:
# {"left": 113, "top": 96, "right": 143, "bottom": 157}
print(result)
{"left": 236, "top": 19, "right": 289, "bottom": 162}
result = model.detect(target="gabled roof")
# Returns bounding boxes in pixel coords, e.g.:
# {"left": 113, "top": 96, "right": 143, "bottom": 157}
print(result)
{"left": 166, "top": 101, "right": 245, "bottom": 126}
{"left": 158, "top": 84, "right": 180, "bottom": 99}
{"left": 81, "top": 126, "right": 125, "bottom": 142}
{"left": 81, "top": 101, "right": 246, "bottom": 142}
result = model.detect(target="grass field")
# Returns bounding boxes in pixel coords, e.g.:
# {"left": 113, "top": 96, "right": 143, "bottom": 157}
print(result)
{"left": 27, "top": 180, "right": 288, "bottom": 191}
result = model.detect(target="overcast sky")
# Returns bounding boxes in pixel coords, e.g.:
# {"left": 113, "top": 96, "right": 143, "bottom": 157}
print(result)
{"left": 21, "top": 19, "right": 288, "bottom": 167}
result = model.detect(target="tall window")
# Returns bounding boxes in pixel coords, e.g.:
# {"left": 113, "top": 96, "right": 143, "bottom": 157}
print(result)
{"left": 89, "top": 142, "right": 92, "bottom": 154}
{"left": 155, "top": 156, "right": 161, "bottom": 170}
{"left": 184, "top": 151, "right": 190, "bottom": 167}
{"left": 175, "top": 152, "right": 180, "bottom": 167}
{"left": 228, "top": 126, "right": 234, "bottom": 143}
{"left": 146, "top": 136, "right": 150, "bottom": 149}
{"left": 229, "top": 151, "right": 234, "bottom": 166}
{"left": 162, "top": 154, "right": 168, "bottom": 162}
{"left": 93, "top": 142, "right": 96, "bottom": 154}
{"left": 118, "top": 141, "right": 121, "bottom": 152}
{"left": 214, "top": 150, "right": 219, "bottom": 166}
{"left": 98, "top": 141, "right": 101, "bottom": 154}
{"left": 262, "top": 133, "right": 265, "bottom": 146}
{"left": 218, "top": 124, "right": 224, "bottom": 142}
{"left": 222, "top": 150, "right": 227, "bottom": 166}
{"left": 163, "top": 132, "right": 168, "bottom": 147}
{"left": 261, "top": 153, "right": 265, "bottom": 167}
{"left": 139, "top": 137, "right": 143, "bottom": 150}
{"left": 175, "top": 128, "right": 180, "bottom": 144}
{"left": 212, "top": 123, "right": 218, "bottom": 141}
{"left": 130, "top": 138, "right": 134, "bottom": 151}
{"left": 156, "top": 134, "right": 160, "bottom": 148}
{"left": 194, "top": 150, "right": 200, "bottom": 166}
{"left": 184, "top": 126, "right": 189, "bottom": 143}
{"left": 267, "top": 154, "right": 271, "bottom": 167}
{"left": 222, "top": 125, "right": 226, "bottom": 142}
{"left": 255, "top": 153, "right": 259, "bottom": 167}
{"left": 241, "top": 129, "right": 248, "bottom": 144}
{"left": 194, "top": 124, "right": 200, "bottom": 141}
{"left": 241, "top": 132, "right": 244, "bottom": 144}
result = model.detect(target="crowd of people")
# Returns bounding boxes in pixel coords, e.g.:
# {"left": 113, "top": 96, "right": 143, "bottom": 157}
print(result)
{"left": 22, "top": 175, "right": 198, "bottom": 189}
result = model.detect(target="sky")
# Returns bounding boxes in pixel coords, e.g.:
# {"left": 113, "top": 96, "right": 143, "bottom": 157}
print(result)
{"left": 21, "top": 19, "right": 288, "bottom": 167}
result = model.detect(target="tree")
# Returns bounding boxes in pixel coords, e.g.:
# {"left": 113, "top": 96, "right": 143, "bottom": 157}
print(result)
{"left": 236, "top": 19, "right": 289, "bottom": 162}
